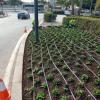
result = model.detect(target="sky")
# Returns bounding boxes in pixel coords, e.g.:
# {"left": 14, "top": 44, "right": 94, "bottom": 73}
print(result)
{"left": 21, "top": 0, "right": 33, "bottom": 2}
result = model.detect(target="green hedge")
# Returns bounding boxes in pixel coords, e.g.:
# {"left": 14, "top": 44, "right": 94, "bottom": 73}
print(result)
{"left": 62, "top": 16, "right": 100, "bottom": 35}
{"left": 44, "top": 12, "right": 57, "bottom": 22}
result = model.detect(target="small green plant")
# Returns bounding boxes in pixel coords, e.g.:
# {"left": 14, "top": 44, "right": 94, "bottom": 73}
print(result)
{"left": 27, "top": 74, "right": 33, "bottom": 80}
{"left": 93, "top": 89, "right": 100, "bottom": 97}
{"left": 78, "top": 82, "right": 84, "bottom": 88}
{"left": 81, "top": 74, "right": 89, "bottom": 83}
{"left": 41, "top": 83, "right": 48, "bottom": 89}
{"left": 68, "top": 77, "right": 75, "bottom": 83}
{"left": 95, "top": 45, "right": 100, "bottom": 53}
{"left": 60, "top": 96, "right": 68, "bottom": 100}
{"left": 53, "top": 79, "right": 62, "bottom": 86}
{"left": 76, "top": 89, "right": 85, "bottom": 97}
{"left": 96, "top": 72, "right": 100, "bottom": 77}
{"left": 37, "top": 70, "right": 44, "bottom": 76}
{"left": 64, "top": 85, "right": 69, "bottom": 92}
{"left": 34, "top": 79, "right": 41, "bottom": 86}
{"left": 95, "top": 79, "right": 100, "bottom": 85}
{"left": 34, "top": 67, "right": 40, "bottom": 73}
{"left": 36, "top": 92, "right": 46, "bottom": 100}
{"left": 44, "top": 12, "right": 57, "bottom": 22}
{"left": 62, "top": 72, "right": 68, "bottom": 77}
{"left": 96, "top": 66, "right": 100, "bottom": 69}
{"left": 52, "top": 88, "right": 60, "bottom": 97}
{"left": 28, "top": 86, "right": 35, "bottom": 95}
{"left": 63, "top": 65, "right": 69, "bottom": 71}
{"left": 47, "top": 74, "right": 54, "bottom": 81}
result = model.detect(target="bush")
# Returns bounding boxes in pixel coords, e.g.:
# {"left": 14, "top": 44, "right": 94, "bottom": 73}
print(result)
{"left": 81, "top": 74, "right": 89, "bottom": 83}
{"left": 93, "top": 89, "right": 100, "bottom": 97}
{"left": 60, "top": 96, "right": 68, "bottom": 100}
{"left": 95, "top": 79, "right": 100, "bottom": 85}
{"left": 36, "top": 92, "right": 46, "bottom": 100}
{"left": 76, "top": 89, "right": 85, "bottom": 97}
{"left": 44, "top": 12, "right": 57, "bottom": 22}
{"left": 52, "top": 88, "right": 60, "bottom": 97}
{"left": 62, "top": 17, "right": 100, "bottom": 34}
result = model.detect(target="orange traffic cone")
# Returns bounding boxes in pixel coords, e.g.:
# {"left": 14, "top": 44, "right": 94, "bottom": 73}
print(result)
{"left": 0, "top": 79, "right": 11, "bottom": 100}
{"left": 24, "top": 27, "right": 27, "bottom": 33}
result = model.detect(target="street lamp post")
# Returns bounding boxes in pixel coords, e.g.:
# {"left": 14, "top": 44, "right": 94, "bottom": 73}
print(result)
{"left": 34, "top": 0, "right": 39, "bottom": 43}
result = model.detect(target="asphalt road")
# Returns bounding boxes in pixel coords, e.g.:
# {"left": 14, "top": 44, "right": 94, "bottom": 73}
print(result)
{"left": 0, "top": 12, "right": 43, "bottom": 79}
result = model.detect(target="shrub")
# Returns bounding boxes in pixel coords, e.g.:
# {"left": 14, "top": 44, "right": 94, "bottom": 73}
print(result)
{"left": 93, "top": 89, "right": 100, "bottom": 97}
{"left": 95, "top": 79, "right": 100, "bottom": 85}
{"left": 62, "top": 17, "right": 100, "bottom": 35}
{"left": 63, "top": 65, "right": 69, "bottom": 71}
{"left": 81, "top": 74, "right": 89, "bottom": 83}
{"left": 47, "top": 74, "right": 54, "bottom": 81}
{"left": 36, "top": 92, "right": 46, "bottom": 100}
{"left": 28, "top": 86, "right": 35, "bottom": 95}
{"left": 64, "top": 85, "right": 69, "bottom": 92}
{"left": 53, "top": 79, "right": 62, "bottom": 86}
{"left": 68, "top": 77, "right": 75, "bottom": 83}
{"left": 76, "top": 89, "right": 85, "bottom": 97}
{"left": 41, "top": 83, "right": 48, "bottom": 89}
{"left": 97, "top": 72, "right": 100, "bottom": 77}
{"left": 60, "top": 96, "right": 68, "bottom": 100}
{"left": 44, "top": 12, "right": 57, "bottom": 22}
{"left": 96, "top": 65, "right": 100, "bottom": 69}
{"left": 95, "top": 45, "right": 100, "bottom": 53}
{"left": 34, "top": 79, "right": 41, "bottom": 86}
{"left": 52, "top": 88, "right": 60, "bottom": 97}
{"left": 37, "top": 70, "right": 44, "bottom": 76}
{"left": 27, "top": 73, "right": 33, "bottom": 80}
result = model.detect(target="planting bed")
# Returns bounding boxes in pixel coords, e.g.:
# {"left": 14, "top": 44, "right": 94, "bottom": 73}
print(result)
{"left": 23, "top": 26, "right": 100, "bottom": 100}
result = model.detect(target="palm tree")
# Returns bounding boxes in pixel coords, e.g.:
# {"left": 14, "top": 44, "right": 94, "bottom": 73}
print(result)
{"left": 95, "top": 0, "right": 100, "bottom": 10}
{"left": 78, "top": 0, "right": 83, "bottom": 15}
{"left": 71, "top": 0, "right": 74, "bottom": 15}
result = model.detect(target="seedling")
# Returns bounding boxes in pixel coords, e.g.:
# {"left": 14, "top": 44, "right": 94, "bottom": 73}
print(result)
{"left": 81, "top": 74, "right": 89, "bottom": 83}
{"left": 93, "top": 89, "right": 100, "bottom": 97}
{"left": 47, "top": 74, "right": 54, "bottom": 82}
{"left": 96, "top": 72, "right": 100, "bottom": 77}
{"left": 96, "top": 66, "right": 100, "bottom": 69}
{"left": 41, "top": 83, "right": 48, "bottom": 89}
{"left": 64, "top": 85, "right": 69, "bottom": 93}
{"left": 76, "top": 89, "right": 85, "bottom": 97}
{"left": 63, "top": 65, "right": 69, "bottom": 71}
{"left": 95, "top": 79, "right": 100, "bottom": 85}
{"left": 60, "top": 96, "right": 68, "bottom": 100}
{"left": 53, "top": 79, "right": 62, "bottom": 86}
{"left": 52, "top": 88, "right": 60, "bottom": 97}
{"left": 37, "top": 70, "right": 44, "bottom": 76}
{"left": 28, "top": 86, "right": 35, "bottom": 95}
{"left": 36, "top": 92, "right": 46, "bottom": 100}
{"left": 95, "top": 45, "right": 100, "bottom": 53}
{"left": 34, "top": 79, "right": 41, "bottom": 86}
{"left": 68, "top": 77, "right": 75, "bottom": 83}
{"left": 27, "top": 73, "right": 33, "bottom": 80}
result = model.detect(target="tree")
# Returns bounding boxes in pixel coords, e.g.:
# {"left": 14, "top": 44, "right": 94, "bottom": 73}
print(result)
{"left": 95, "top": 0, "right": 100, "bottom": 10}
{"left": 9, "top": 0, "right": 19, "bottom": 5}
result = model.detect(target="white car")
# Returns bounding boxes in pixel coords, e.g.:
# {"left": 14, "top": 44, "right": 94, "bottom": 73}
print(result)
{"left": 64, "top": 10, "right": 71, "bottom": 16}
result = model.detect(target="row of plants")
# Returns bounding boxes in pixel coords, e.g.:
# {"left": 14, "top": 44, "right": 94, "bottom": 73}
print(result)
{"left": 23, "top": 25, "right": 100, "bottom": 100}
{"left": 39, "top": 26, "right": 100, "bottom": 100}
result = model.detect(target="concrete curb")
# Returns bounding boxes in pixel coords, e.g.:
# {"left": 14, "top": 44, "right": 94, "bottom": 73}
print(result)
{"left": 11, "top": 30, "right": 32, "bottom": 100}
{"left": 4, "top": 29, "right": 32, "bottom": 100}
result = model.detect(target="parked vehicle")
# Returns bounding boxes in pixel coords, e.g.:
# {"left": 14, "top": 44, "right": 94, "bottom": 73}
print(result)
{"left": 17, "top": 11, "right": 30, "bottom": 19}
{"left": 64, "top": 10, "right": 71, "bottom": 16}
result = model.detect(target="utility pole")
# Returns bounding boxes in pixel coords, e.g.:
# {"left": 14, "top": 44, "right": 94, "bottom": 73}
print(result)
{"left": 71, "top": 0, "right": 74, "bottom": 15}
{"left": 34, "top": 0, "right": 39, "bottom": 43}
